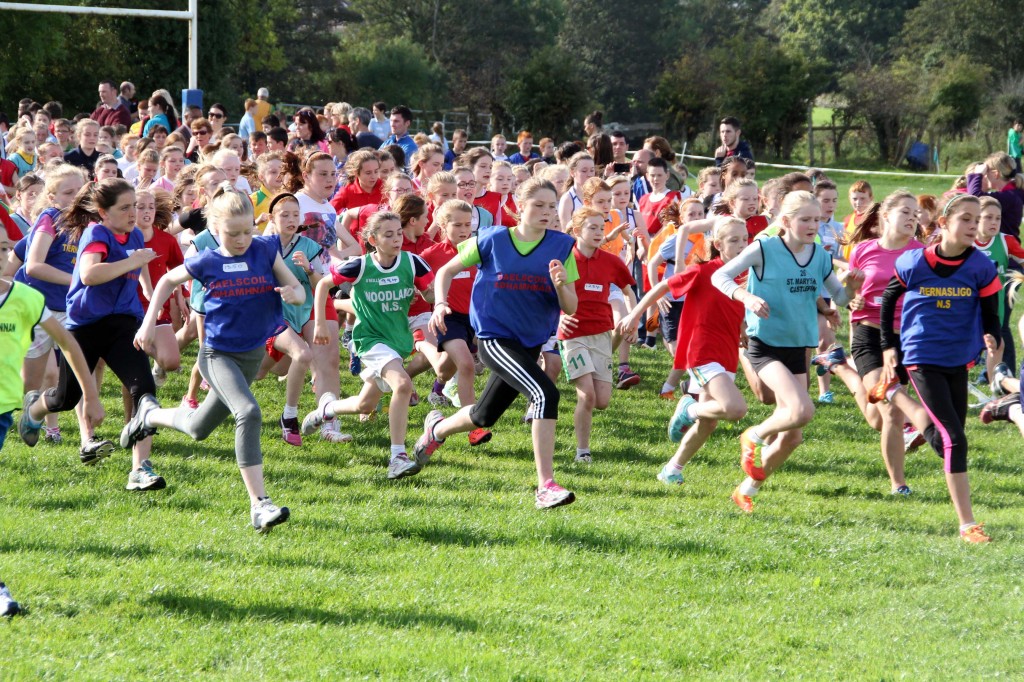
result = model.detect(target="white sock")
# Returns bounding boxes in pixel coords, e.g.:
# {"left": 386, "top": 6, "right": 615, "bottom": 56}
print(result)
{"left": 661, "top": 382, "right": 677, "bottom": 393}
{"left": 576, "top": 447, "right": 590, "bottom": 457}
{"left": 960, "top": 522, "right": 978, "bottom": 532}
{"left": 320, "top": 392, "right": 337, "bottom": 418}
{"left": 749, "top": 429, "right": 766, "bottom": 445}
{"left": 685, "top": 402, "right": 699, "bottom": 421}
{"left": 390, "top": 444, "right": 405, "bottom": 457}
{"left": 739, "top": 478, "right": 760, "bottom": 496}
{"left": 282, "top": 404, "right": 298, "bottom": 420}
{"left": 1009, "top": 404, "right": 1022, "bottom": 422}
{"left": 667, "top": 461, "right": 683, "bottom": 473}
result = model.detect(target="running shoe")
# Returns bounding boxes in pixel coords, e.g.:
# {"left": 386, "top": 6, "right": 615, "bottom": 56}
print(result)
{"left": 387, "top": 452, "right": 421, "bottom": 479}
{"left": 409, "top": 390, "right": 420, "bottom": 407}
{"left": 79, "top": 437, "right": 115, "bottom": 465}
{"left": 442, "top": 378, "right": 461, "bottom": 408}
{"left": 251, "top": 497, "right": 290, "bottom": 533}
{"left": 903, "top": 424, "right": 925, "bottom": 451}
{"left": 817, "top": 391, "right": 835, "bottom": 404}
{"left": 320, "top": 423, "right": 353, "bottom": 443}
{"left": 413, "top": 410, "right": 446, "bottom": 465}
{"left": 980, "top": 392, "right": 1021, "bottom": 424}
{"left": 180, "top": 396, "right": 199, "bottom": 410}
{"left": 301, "top": 393, "right": 335, "bottom": 436}
{"left": 0, "top": 582, "right": 20, "bottom": 617}
{"left": 657, "top": 465, "right": 684, "bottom": 485}
{"left": 43, "top": 427, "right": 62, "bottom": 444}
{"left": 152, "top": 362, "right": 167, "bottom": 388}
{"left": 427, "top": 389, "right": 451, "bottom": 407}
{"left": 739, "top": 428, "right": 767, "bottom": 481}
{"left": 535, "top": 480, "right": 576, "bottom": 509}
{"left": 348, "top": 353, "right": 362, "bottom": 376}
{"left": 280, "top": 416, "right": 302, "bottom": 447}
{"left": 892, "top": 485, "right": 912, "bottom": 496}
{"left": 960, "top": 523, "right": 991, "bottom": 543}
{"left": 120, "top": 394, "right": 160, "bottom": 449}
{"left": 867, "top": 375, "right": 900, "bottom": 404}
{"left": 616, "top": 368, "right": 641, "bottom": 390}
{"left": 731, "top": 486, "right": 754, "bottom": 513}
{"left": 126, "top": 459, "right": 166, "bottom": 491}
{"left": 574, "top": 451, "right": 592, "bottom": 464}
{"left": 17, "top": 390, "right": 42, "bottom": 447}
{"left": 811, "top": 344, "right": 846, "bottom": 376}
{"left": 668, "top": 395, "right": 697, "bottom": 443}
{"left": 467, "top": 428, "right": 492, "bottom": 446}
{"left": 991, "top": 362, "right": 1013, "bottom": 397}
{"left": 659, "top": 390, "right": 675, "bottom": 401}
{"left": 341, "top": 328, "right": 352, "bottom": 348}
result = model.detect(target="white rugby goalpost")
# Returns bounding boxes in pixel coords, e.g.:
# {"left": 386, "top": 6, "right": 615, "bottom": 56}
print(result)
{"left": 0, "top": 1, "right": 199, "bottom": 91}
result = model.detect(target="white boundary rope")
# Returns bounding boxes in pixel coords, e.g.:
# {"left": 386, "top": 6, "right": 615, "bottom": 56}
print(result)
{"left": 681, "top": 153, "right": 960, "bottom": 180}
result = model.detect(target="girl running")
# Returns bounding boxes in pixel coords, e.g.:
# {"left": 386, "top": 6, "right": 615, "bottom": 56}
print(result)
{"left": 476, "top": 160, "right": 517, "bottom": 227}
{"left": 415, "top": 178, "right": 580, "bottom": 509}
{"left": 122, "top": 183, "right": 304, "bottom": 532}
{"left": 557, "top": 152, "right": 595, "bottom": 229}
{"left": 22, "top": 178, "right": 166, "bottom": 490}
{"left": 618, "top": 217, "right": 750, "bottom": 483}
{"left": 711, "top": 191, "right": 863, "bottom": 512}
{"left": 559, "top": 207, "right": 636, "bottom": 463}
{"left": 877, "top": 193, "right": 1001, "bottom": 542}
{"left": 301, "top": 212, "right": 434, "bottom": 479}
{"left": 453, "top": 166, "right": 493, "bottom": 234}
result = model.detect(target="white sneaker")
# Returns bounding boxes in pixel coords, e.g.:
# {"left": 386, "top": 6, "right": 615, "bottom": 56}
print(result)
{"left": 251, "top": 497, "right": 290, "bottom": 533}
{"left": 126, "top": 459, "right": 166, "bottom": 491}
{"left": 301, "top": 392, "right": 336, "bottom": 436}
{"left": 0, "top": 582, "right": 21, "bottom": 616}
{"left": 152, "top": 362, "right": 167, "bottom": 388}
{"left": 387, "top": 452, "right": 421, "bottom": 479}
{"left": 442, "top": 377, "right": 461, "bottom": 408}
{"left": 320, "top": 422, "right": 353, "bottom": 443}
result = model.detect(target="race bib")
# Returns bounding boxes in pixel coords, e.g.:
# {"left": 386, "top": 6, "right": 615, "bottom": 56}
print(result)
{"left": 224, "top": 262, "right": 249, "bottom": 272}
{"left": 584, "top": 283, "right": 604, "bottom": 292}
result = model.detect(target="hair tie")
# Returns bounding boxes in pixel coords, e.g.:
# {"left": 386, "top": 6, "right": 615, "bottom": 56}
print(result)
{"left": 268, "top": 192, "right": 298, "bottom": 214}
{"left": 941, "top": 193, "right": 970, "bottom": 217}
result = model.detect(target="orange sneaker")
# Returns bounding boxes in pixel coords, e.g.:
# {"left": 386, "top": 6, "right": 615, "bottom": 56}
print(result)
{"left": 960, "top": 523, "right": 991, "bottom": 543}
{"left": 468, "top": 428, "right": 492, "bottom": 446}
{"left": 659, "top": 390, "right": 675, "bottom": 400}
{"left": 731, "top": 486, "right": 754, "bottom": 513}
{"left": 739, "top": 428, "right": 766, "bottom": 481}
{"left": 868, "top": 375, "right": 900, "bottom": 404}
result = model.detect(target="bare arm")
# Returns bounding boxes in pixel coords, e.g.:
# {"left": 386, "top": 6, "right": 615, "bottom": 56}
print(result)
{"left": 25, "top": 231, "right": 73, "bottom": 285}
{"left": 79, "top": 249, "right": 157, "bottom": 286}
{"left": 427, "top": 256, "right": 469, "bottom": 335}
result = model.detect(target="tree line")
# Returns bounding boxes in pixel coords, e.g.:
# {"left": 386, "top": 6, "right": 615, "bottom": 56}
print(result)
{"left": 1, "top": 0, "right": 1019, "bottom": 164}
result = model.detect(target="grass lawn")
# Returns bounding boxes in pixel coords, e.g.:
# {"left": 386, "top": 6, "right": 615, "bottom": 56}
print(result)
{"left": 2, "top": 305, "right": 1024, "bottom": 678}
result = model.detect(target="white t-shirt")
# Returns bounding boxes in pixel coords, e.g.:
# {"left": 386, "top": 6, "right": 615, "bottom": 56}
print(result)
{"left": 296, "top": 192, "right": 339, "bottom": 256}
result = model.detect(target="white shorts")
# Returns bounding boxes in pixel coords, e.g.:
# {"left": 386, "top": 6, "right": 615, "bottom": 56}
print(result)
{"left": 358, "top": 343, "right": 403, "bottom": 393}
{"left": 560, "top": 332, "right": 613, "bottom": 383}
{"left": 25, "top": 310, "right": 66, "bottom": 360}
{"left": 688, "top": 362, "right": 736, "bottom": 390}
{"left": 608, "top": 283, "right": 625, "bottom": 304}
{"left": 542, "top": 334, "right": 559, "bottom": 354}
{"left": 407, "top": 312, "right": 432, "bottom": 331}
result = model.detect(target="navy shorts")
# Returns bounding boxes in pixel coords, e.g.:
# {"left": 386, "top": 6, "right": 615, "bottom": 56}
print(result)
{"left": 746, "top": 337, "right": 808, "bottom": 376}
{"left": 659, "top": 300, "right": 685, "bottom": 343}
{"left": 0, "top": 410, "right": 13, "bottom": 452}
{"left": 436, "top": 311, "right": 475, "bottom": 348}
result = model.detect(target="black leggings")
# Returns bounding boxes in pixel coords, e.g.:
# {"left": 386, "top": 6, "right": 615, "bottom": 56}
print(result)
{"left": 44, "top": 314, "right": 156, "bottom": 414}
{"left": 908, "top": 365, "right": 968, "bottom": 474}
{"left": 470, "top": 337, "right": 560, "bottom": 427}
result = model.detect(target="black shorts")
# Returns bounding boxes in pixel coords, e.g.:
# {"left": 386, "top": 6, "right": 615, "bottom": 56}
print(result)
{"left": 436, "top": 311, "right": 475, "bottom": 348}
{"left": 850, "top": 323, "right": 909, "bottom": 384}
{"left": 659, "top": 300, "right": 685, "bottom": 343}
{"left": 746, "top": 336, "right": 808, "bottom": 376}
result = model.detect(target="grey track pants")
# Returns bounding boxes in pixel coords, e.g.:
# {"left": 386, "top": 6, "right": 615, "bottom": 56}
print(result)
{"left": 173, "top": 345, "right": 266, "bottom": 468}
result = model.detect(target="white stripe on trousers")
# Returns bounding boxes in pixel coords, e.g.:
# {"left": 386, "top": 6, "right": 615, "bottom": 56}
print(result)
{"left": 481, "top": 338, "right": 546, "bottom": 417}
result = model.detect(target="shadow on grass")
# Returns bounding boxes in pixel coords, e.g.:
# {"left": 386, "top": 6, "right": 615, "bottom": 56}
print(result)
{"left": 0, "top": 537, "right": 155, "bottom": 560}
{"left": 148, "top": 592, "right": 481, "bottom": 631}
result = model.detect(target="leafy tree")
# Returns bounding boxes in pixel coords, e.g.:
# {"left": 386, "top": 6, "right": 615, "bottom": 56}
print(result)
{"left": 900, "top": 0, "right": 1024, "bottom": 76}
{"left": 325, "top": 36, "right": 448, "bottom": 112}
{"left": 502, "top": 47, "right": 589, "bottom": 139}
{"left": 926, "top": 57, "right": 990, "bottom": 138}
{"left": 652, "top": 50, "right": 718, "bottom": 143}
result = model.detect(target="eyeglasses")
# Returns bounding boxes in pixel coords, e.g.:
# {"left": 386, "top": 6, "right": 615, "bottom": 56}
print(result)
{"left": 208, "top": 112, "right": 224, "bottom": 119}
{"left": 457, "top": 181, "right": 476, "bottom": 188}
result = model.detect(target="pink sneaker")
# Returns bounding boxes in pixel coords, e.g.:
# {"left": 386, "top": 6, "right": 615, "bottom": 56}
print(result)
{"left": 535, "top": 479, "right": 576, "bottom": 509}
{"left": 181, "top": 396, "right": 199, "bottom": 410}
{"left": 280, "top": 416, "right": 302, "bottom": 447}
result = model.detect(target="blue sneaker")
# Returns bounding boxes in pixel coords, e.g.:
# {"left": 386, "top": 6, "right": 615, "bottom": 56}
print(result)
{"left": 668, "top": 395, "right": 697, "bottom": 443}
{"left": 811, "top": 344, "right": 847, "bottom": 376}
{"left": 818, "top": 391, "right": 834, "bottom": 404}
{"left": 892, "top": 485, "right": 912, "bottom": 496}
{"left": 657, "top": 465, "right": 684, "bottom": 485}
{"left": 348, "top": 353, "right": 362, "bottom": 377}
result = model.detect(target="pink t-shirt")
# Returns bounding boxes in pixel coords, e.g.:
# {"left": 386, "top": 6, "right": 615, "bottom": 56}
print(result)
{"left": 849, "top": 238, "right": 923, "bottom": 326}
{"left": 34, "top": 210, "right": 57, "bottom": 237}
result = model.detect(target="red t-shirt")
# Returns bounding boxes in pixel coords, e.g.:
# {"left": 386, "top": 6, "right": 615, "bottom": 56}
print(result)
{"left": 139, "top": 227, "right": 184, "bottom": 318}
{"left": 330, "top": 179, "right": 382, "bottom": 213}
{"left": 559, "top": 245, "right": 635, "bottom": 340}
{"left": 474, "top": 191, "right": 517, "bottom": 227}
{"left": 421, "top": 239, "right": 476, "bottom": 315}
{"left": 402, "top": 231, "right": 436, "bottom": 316}
{"left": 82, "top": 229, "right": 131, "bottom": 257}
{"left": 667, "top": 258, "right": 745, "bottom": 371}
{"left": 745, "top": 215, "right": 769, "bottom": 241}
{"left": 638, "top": 191, "right": 682, "bottom": 235}
{"left": 0, "top": 203, "right": 23, "bottom": 241}
{"left": 349, "top": 203, "right": 386, "bottom": 252}
{"left": 0, "top": 159, "right": 17, "bottom": 191}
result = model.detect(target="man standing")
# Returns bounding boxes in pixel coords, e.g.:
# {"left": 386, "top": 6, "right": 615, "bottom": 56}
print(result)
{"left": 713, "top": 116, "right": 754, "bottom": 167}
{"left": 91, "top": 80, "right": 131, "bottom": 128}
{"left": 630, "top": 148, "right": 653, "bottom": 204}
{"left": 118, "top": 82, "right": 137, "bottom": 116}
{"left": 379, "top": 105, "right": 418, "bottom": 166}
{"left": 254, "top": 88, "right": 274, "bottom": 127}
{"left": 348, "top": 107, "right": 384, "bottom": 149}
{"left": 1008, "top": 119, "right": 1022, "bottom": 173}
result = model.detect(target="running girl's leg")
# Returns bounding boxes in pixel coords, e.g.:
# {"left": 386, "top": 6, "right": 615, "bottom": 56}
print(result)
{"left": 151, "top": 323, "right": 181, "bottom": 373}
{"left": 663, "top": 373, "right": 747, "bottom": 479}
{"left": 815, "top": 313, "right": 835, "bottom": 401}
{"left": 862, "top": 366, "right": 907, "bottom": 491}
{"left": 740, "top": 349, "right": 775, "bottom": 405}
{"left": 272, "top": 328, "right": 312, "bottom": 445}
{"left": 570, "top": 373, "right": 612, "bottom": 458}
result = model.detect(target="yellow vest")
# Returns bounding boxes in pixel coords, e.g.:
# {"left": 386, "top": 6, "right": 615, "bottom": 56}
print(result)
{"left": 0, "top": 281, "right": 46, "bottom": 412}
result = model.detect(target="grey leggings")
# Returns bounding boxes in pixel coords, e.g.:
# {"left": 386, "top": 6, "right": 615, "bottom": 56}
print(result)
{"left": 173, "top": 345, "right": 266, "bottom": 468}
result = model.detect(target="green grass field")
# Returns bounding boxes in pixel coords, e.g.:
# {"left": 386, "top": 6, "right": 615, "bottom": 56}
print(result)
{"left": 2, "top": 308, "right": 1024, "bottom": 678}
